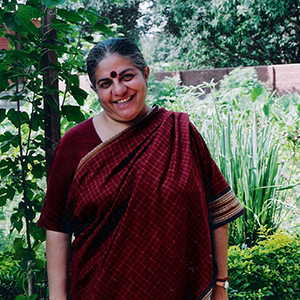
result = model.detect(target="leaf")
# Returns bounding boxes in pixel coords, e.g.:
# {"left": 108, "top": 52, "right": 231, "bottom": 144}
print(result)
{"left": 83, "top": 36, "right": 94, "bottom": 43}
{"left": 84, "top": 10, "right": 98, "bottom": 26}
{"left": 29, "top": 222, "right": 46, "bottom": 242}
{"left": 92, "top": 23, "right": 114, "bottom": 36}
{"left": 62, "top": 105, "right": 85, "bottom": 123}
{"left": 69, "top": 74, "right": 79, "bottom": 86}
{"left": 15, "top": 295, "right": 26, "bottom": 300}
{"left": 2, "top": 11, "right": 21, "bottom": 31}
{"left": 6, "top": 109, "right": 29, "bottom": 128}
{"left": 33, "top": 258, "right": 45, "bottom": 271}
{"left": 57, "top": 8, "right": 85, "bottom": 23}
{"left": 0, "top": 186, "right": 16, "bottom": 205}
{"left": 0, "top": 189, "right": 7, "bottom": 206}
{"left": 15, "top": 219, "right": 23, "bottom": 233}
{"left": 0, "top": 159, "right": 10, "bottom": 175}
{"left": 25, "top": 208, "right": 36, "bottom": 221}
{"left": 70, "top": 85, "right": 88, "bottom": 105}
{"left": 6, "top": 108, "right": 18, "bottom": 127}
{"left": 263, "top": 104, "right": 269, "bottom": 117}
{"left": 50, "top": 19, "right": 71, "bottom": 32}
{"left": 0, "top": 131, "right": 18, "bottom": 153}
{"left": 0, "top": 108, "right": 6, "bottom": 123}
{"left": 250, "top": 86, "right": 263, "bottom": 102}
{"left": 31, "top": 162, "right": 45, "bottom": 178}
{"left": 15, "top": 246, "right": 36, "bottom": 263}
{"left": 15, "top": 5, "right": 41, "bottom": 36}
{"left": 42, "top": 42, "right": 69, "bottom": 54}
{"left": 13, "top": 238, "right": 24, "bottom": 252}
{"left": 41, "top": 0, "right": 66, "bottom": 8}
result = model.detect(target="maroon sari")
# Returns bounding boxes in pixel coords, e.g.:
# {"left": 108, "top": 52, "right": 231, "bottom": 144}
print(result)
{"left": 40, "top": 107, "right": 244, "bottom": 299}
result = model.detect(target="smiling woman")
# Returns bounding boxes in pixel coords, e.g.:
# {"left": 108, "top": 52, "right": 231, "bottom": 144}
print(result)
{"left": 92, "top": 54, "right": 150, "bottom": 139}
{"left": 38, "top": 38, "right": 244, "bottom": 300}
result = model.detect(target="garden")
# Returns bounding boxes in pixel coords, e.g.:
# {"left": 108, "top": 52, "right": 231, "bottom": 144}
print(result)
{"left": 147, "top": 71, "right": 300, "bottom": 299}
{"left": 0, "top": 0, "right": 300, "bottom": 299}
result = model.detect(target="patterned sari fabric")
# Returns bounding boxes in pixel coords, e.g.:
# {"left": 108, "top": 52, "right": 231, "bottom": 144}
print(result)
{"left": 40, "top": 107, "right": 244, "bottom": 299}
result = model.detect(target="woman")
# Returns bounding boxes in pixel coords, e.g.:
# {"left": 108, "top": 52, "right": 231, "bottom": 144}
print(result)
{"left": 38, "top": 38, "right": 244, "bottom": 300}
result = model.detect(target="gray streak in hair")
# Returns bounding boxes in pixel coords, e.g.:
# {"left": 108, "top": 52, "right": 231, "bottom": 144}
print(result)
{"left": 87, "top": 38, "right": 148, "bottom": 90}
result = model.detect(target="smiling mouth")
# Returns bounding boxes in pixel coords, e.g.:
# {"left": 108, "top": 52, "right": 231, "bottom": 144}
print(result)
{"left": 114, "top": 95, "right": 134, "bottom": 105}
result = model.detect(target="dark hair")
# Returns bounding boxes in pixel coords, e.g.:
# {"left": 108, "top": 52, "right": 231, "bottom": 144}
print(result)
{"left": 87, "top": 38, "right": 148, "bottom": 90}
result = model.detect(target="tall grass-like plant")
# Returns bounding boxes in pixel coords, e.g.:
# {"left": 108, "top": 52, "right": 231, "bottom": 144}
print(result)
{"left": 203, "top": 112, "right": 287, "bottom": 246}
{"left": 149, "top": 68, "right": 299, "bottom": 246}
{"left": 195, "top": 75, "right": 294, "bottom": 246}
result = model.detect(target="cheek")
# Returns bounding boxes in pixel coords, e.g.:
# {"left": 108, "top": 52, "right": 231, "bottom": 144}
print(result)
{"left": 96, "top": 90, "right": 108, "bottom": 102}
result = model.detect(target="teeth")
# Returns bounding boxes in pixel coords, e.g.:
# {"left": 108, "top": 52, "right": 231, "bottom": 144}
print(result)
{"left": 116, "top": 96, "right": 131, "bottom": 104}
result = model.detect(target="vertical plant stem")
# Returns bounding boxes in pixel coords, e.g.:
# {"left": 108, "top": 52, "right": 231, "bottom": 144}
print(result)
{"left": 252, "top": 108, "right": 258, "bottom": 175}
{"left": 15, "top": 40, "right": 34, "bottom": 297}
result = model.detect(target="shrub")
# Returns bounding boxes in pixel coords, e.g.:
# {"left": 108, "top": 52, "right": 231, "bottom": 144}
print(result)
{"left": 0, "top": 250, "right": 21, "bottom": 299}
{"left": 228, "top": 230, "right": 300, "bottom": 299}
{"left": 0, "top": 247, "right": 47, "bottom": 300}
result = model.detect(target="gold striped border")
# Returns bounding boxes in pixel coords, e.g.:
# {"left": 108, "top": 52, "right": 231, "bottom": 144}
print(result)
{"left": 208, "top": 189, "right": 244, "bottom": 227}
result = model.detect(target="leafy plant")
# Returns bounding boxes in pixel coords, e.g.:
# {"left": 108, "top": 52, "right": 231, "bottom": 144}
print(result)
{"left": 149, "top": 68, "right": 300, "bottom": 246}
{"left": 148, "top": 0, "right": 300, "bottom": 70}
{"left": 228, "top": 230, "right": 300, "bottom": 299}
{"left": 0, "top": 250, "right": 22, "bottom": 300}
{"left": 0, "top": 0, "right": 117, "bottom": 298}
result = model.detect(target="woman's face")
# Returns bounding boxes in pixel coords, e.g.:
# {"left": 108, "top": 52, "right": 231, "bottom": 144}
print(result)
{"left": 94, "top": 54, "right": 150, "bottom": 124}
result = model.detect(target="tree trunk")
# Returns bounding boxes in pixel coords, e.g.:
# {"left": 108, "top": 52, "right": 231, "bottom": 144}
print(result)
{"left": 41, "top": 6, "right": 61, "bottom": 178}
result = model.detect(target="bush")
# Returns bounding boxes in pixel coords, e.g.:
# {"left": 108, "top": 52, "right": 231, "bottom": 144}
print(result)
{"left": 0, "top": 248, "right": 47, "bottom": 300}
{"left": 0, "top": 251, "right": 21, "bottom": 299}
{"left": 228, "top": 230, "right": 300, "bottom": 299}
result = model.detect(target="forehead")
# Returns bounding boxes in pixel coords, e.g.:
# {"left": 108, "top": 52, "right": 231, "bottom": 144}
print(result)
{"left": 95, "top": 54, "right": 137, "bottom": 78}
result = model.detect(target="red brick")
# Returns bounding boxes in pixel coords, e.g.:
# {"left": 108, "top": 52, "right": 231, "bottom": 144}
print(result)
{"left": 153, "top": 64, "right": 300, "bottom": 96}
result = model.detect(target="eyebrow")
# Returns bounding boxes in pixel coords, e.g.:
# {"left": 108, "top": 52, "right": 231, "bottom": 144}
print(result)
{"left": 96, "top": 68, "right": 136, "bottom": 85}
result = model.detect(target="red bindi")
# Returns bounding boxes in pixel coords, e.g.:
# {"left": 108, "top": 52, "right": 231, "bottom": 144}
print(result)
{"left": 110, "top": 71, "right": 117, "bottom": 78}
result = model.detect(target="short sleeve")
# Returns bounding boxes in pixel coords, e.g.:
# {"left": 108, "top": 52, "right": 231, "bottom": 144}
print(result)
{"left": 37, "top": 118, "right": 101, "bottom": 233}
{"left": 206, "top": 160, "right": 245, "bottom": 229}
{"left": 190, "top": 122, "right": 245, "bottom": 229}
{"left": 38, "top": 138, "right": 75, "bottom": 233}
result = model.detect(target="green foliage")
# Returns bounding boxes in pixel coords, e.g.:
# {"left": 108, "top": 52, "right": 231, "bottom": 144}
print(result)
{"left": 64, "top": 0, "right": 150, "bottom": 44}
{"left": 149, "top": 0, "right": 300, "bottom": 70}
{"left": 0, "top": 250, "right": 22, "bottom": 299}
{"left": 88, "top": 0, "right": 142, "bottom": 43}
{"left": 228, "top": 230, "right": 300, "bottom": 299}
{"left": 147, "top": 74, "right": 182, "bottom": 106}
{"left": 148, "top": 68, "right": 300, "bottom": 246}
{"left": 0, "top": 0, "right": 118, "bottom": 298}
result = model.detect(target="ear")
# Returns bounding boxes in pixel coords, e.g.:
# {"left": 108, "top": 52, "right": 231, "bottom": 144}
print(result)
{"left": 144, "top": 66, "right": 150, "bottom": 82}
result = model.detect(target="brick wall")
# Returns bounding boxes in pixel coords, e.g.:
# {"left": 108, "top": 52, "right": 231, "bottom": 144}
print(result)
{"left": 154, "top": 64, "right": 300, "bottom": 96}
{"left": 0, "top": 36, "right": 10, "bottom": 50}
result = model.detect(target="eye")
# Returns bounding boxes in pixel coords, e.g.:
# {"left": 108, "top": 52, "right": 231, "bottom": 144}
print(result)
{"left": 99, "top": 80, "right": 111, "bottom": 89}
{"left": 122, "top": 73, "right": 135, "bottom": 81}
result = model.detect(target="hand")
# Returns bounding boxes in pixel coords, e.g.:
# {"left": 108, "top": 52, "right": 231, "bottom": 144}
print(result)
{"left": 212, "top": 285, "right": 229, "bottom": 300}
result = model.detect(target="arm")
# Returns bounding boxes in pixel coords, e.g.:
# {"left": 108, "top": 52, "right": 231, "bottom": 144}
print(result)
{"left": 46, "top": 230, "right": 71, "bottom": 300}
{"left": 212, "top": 223, "right": 229, "bottom": 300}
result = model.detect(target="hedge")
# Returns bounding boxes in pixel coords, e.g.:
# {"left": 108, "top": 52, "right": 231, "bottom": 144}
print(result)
{"left": 228, "top": 230, "right": 300, "bottom": 299}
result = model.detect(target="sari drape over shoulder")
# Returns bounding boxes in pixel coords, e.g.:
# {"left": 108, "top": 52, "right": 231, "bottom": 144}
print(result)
{"left": 39, "top": 107, "right": 244, "bottom": 300}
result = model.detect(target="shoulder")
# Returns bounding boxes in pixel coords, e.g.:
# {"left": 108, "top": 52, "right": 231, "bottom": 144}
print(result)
{"left": 50, "top": 118, "right": 100, "bottom": 174}
{"left": 156, "top": 106, "right": 190, "bottom": 123}
{"left": 58, "top": 118, "right": 99, "bottom": 147}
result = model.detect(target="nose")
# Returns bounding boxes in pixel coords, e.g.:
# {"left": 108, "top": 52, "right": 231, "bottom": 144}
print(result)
{"left": 111, "top": 80, "right": 127, "bottom": 95}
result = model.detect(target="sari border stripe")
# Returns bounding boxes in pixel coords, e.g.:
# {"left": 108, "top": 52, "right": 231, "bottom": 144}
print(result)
{"left": 76, "top": 105, "right": 159, "bottom": 174}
